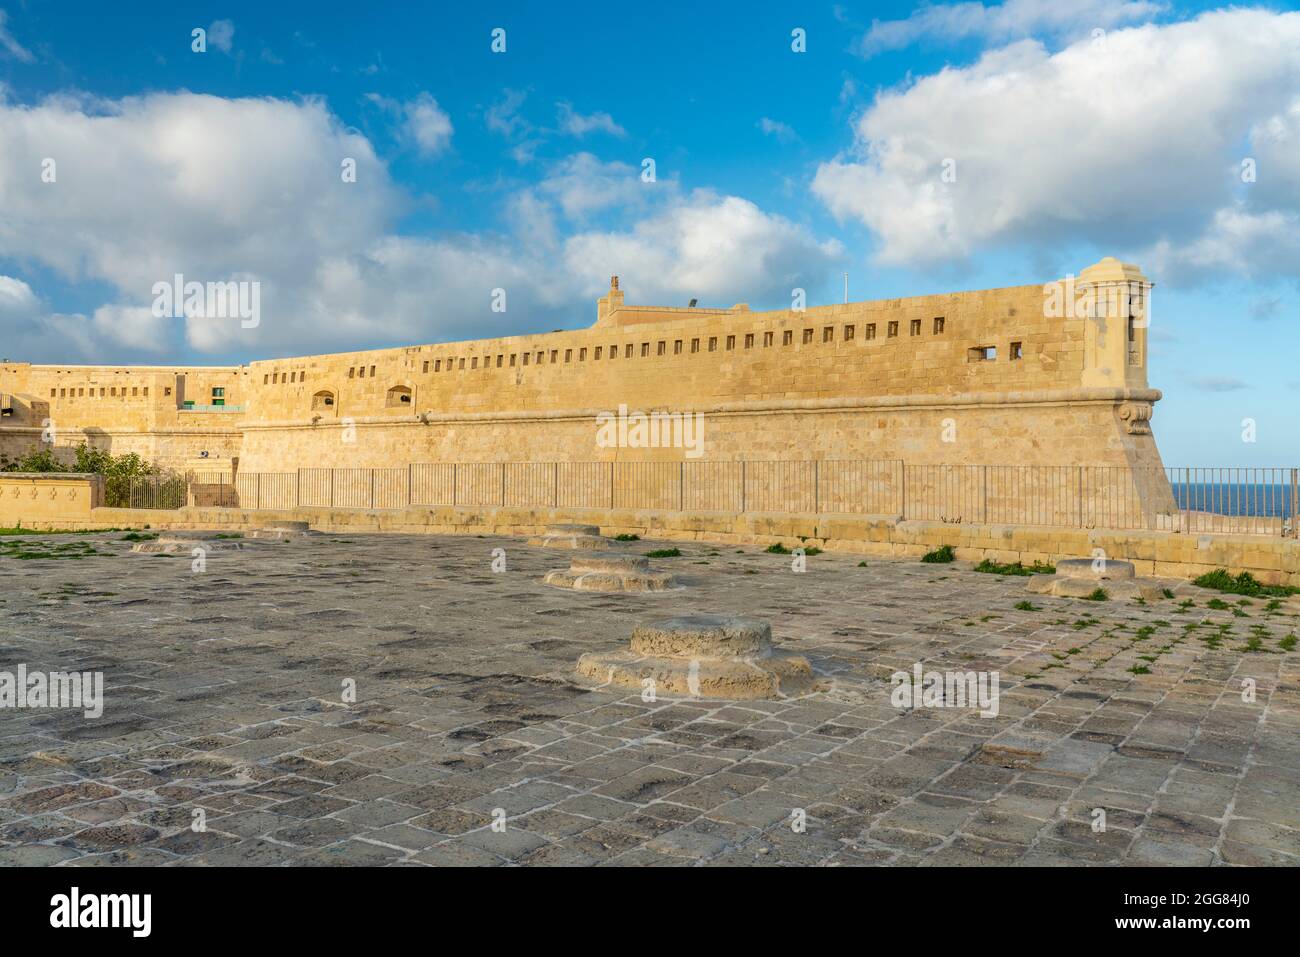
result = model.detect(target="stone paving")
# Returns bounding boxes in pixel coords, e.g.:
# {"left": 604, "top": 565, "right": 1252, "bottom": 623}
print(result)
{"left": 0, "top": 529, "right": 1297, "bottom": 867}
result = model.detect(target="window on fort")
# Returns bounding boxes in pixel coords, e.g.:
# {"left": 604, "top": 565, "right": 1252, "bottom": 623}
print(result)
{"left": 656, "top": 341, "right": 665, "bottom": 356}
{"left": 565, "top": 349, "right": 573, "bottom": 362}
{"left": 783, "top": 330, "right": 793, "bottom": 346}
{"left": 823, "top": 326, "right": 833, "bottom": 343}
{"left": 131, "top": 387, "right": 138, "bottom": 396}
{"left": 550, "top": 350, "right": 558, "bottom": 363}
{"left": 591, "top": 347, "right": 599, "bottom": 361}
{"left": 910, "top": 319, "right": 922, "bottom": 336}
{"left": 844, "top": 325, "right": 855, "bottom": 341}
{"left": 691, "top": 338, "right": 700, "bottom": 354}
{"left": 458, "top": 358, "right": 465, "bottom": 369}
{"left": 708, "top": 337, "right": 717, "bottom": 352}
{"left": 523, "top": 352, "right": 531, "bottom": 365}
{"left": 866, "top": 324, "right": 876, "bottom": 340}
{"left": 301, "top": 371, "right": 307, "bottom": 382}
{"left": 346, "top": 368, "right": 353, "bottom": 379}
{"left": 540, "top": 352, "right": 547, "bottom": 364}
{"left": 578, "top": 348, "right": 586, "bottom": 361}
{"left": 744, "top": 334, "right": 754, "bottom": 349}
{"left": 607, "top": 345, "right": 616, "bottom": 359}
{"left": 369, "top": 366, "right": 376, "bottom": 377}
{"left": 142, "top": 388, "right": 148, "bottom": 397}
{"left": 422, "top": 361, "right": 429, "bottom": 373}
{"left": 434, "top": 359, "right": 441, "bottom": 372}
{"left": 49, "top": 388, "right": 55, "bottom": 397}
{"left": 933, "top": 316, "right": 945, "bottom": 334}
{"left": 1010, "top": 341, "right": 1024, "bottom": 360}
{"left": 110, "top": 387, "right": 116, "bottom": 397}
{"left": 802, "top": 329, "right": 813, "bottom": 344}
{"left": 164, "top": 387, "right": 171, "bottom": 396}
{"left": 510, "top": 354, "right": 517, "bottom": 366}
{"left": 886, "top": 321, "right": 897, "bottom": 337}
{"left": 641, "top": 342, "right": 650, "bottom": 357}
{"left": 623, "top": 344, "right": 632, "bottom": 358}
{"left": 386, "top": 385, "right": 413, "bottom": 406}
{"left": 312, "top": 390, "right": 335, "bottom": 410}
{"left": 271, "top": 373, "right": 278, "bottom": 384}
{"left": 764, "top": 331, "right": 773, "bottom": 347}
{"left": 471, "top": 357, "right": 479, "bottom": 369}
{"left": 726, "top": 335, "right": 735, "bottom": 350}
{"left": 62, "top": 388, "right": 68, "bottom": 398}
{"left": 968, "top": 346, "right": 996, "bottom": 362}
{"left": 674, "top": 340, "right": 683, "bottom": 355}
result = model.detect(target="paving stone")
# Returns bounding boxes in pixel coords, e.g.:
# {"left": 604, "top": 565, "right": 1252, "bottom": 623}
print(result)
{"left": 0, "top": 531, "right": 1294, "bottom": 867}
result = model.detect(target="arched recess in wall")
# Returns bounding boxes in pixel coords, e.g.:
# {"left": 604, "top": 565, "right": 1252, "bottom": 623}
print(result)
{"left": 385, "top": 385, "right": 413, "bottom": 408}
{"left": 312, "top": 390, "right": 336, "bottom": 413}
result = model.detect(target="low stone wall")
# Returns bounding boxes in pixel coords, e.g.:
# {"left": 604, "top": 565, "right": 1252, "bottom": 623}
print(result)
{"left": 0, "top": 473, "right": 103, "bottom": 527}
{"left": 20, "top": 500, "right": 1299, "bottom": 586}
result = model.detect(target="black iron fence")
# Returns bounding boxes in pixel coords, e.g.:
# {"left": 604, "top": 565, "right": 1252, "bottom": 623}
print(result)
{"left": 126, "top": 462, "right": 1299, "bottom": 538}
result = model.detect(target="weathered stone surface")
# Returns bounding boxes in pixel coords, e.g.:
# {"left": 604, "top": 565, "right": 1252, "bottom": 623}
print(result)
{"left": 132, "top": 531, "right": 244, "bottom": 553}
{"left": 577, "top": 615, "right": 815, "bottom": 700}
{"left": 1055, "top": 558, "right": 1136, "bottom": 581}
{"left": 0, "top": 530, "right": 1293, "bottom": 867}
{"left": 528, "top": 524, "right": 614, "bottom": 550}
{"left": 543, "top": 552, "right": 676, "bottom": 592}
{"left": 1027, "top": 571, "right": 1168, "bottom": 601}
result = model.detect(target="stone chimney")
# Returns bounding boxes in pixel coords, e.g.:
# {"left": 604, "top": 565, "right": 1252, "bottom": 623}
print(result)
{"left": 596, "top": 275, "right": 626, "bottom": 326}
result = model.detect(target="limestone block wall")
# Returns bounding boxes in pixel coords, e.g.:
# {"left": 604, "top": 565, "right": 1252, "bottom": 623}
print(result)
{"left": 0, "top": 473, "right": 102, "bottom": 527}
{"left": 0, "top": 261, "right": 1165, "bottom": 506}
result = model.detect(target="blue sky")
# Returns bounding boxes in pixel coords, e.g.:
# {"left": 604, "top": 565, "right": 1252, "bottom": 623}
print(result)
{"left": 0, "top": 0, "right": 1297, "bottom": 464}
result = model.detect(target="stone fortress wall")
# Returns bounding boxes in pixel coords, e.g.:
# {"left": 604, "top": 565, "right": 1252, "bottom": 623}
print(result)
{"left": 0, "top": 258, "right": 1167, "bottom": 513}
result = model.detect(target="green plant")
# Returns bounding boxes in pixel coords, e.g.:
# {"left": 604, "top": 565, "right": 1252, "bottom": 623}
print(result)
{"left": 1084, "top": 587, "right": 1109, "bottom": 601}
{"left": 974, "top": 558, "right": 1055, "bottom": 576}
{"left": 1206, "top": 598, "right": 1231, "bottom": 611}
{"left": 613, "top": 533, "right": 640, "bottom": 541}
{"left": 1013, "top": 600, "right": 1039, "bottom": 611}
{"left": 921, "top": 545, "right": 955, "bottom": 564}
{"left": 645, "top": 548, "right": 681, "bottom": 558}
{"left": 1193, "top": 568, "right": 1299, "bottom": 598}
{"left": 1281, "top": 634, "right": 1297, "bottom": 652}
{"left": 1128, "top": 664, "right": 1151, "bottom": 675}
{"left": 764, "top": 543, "right": 790, "bottom": 554}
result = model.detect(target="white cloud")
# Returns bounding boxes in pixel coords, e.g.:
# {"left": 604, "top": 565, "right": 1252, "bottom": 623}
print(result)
{"left": 207, "top": 19, "right": 235, "bottom": 54}
{"left": 366, "top": 92, "right": 454, "bottom": 156}
{"left": 0, "top": 275, "right": 38, "bottom": 317}
{"left": 536, "top": 152, "right": 648, "bottom": 220}
{"left": 859, "top": 0, "right": 1165, "bottom": 56}
{"left": 556, "top": 102, "right": 625, "bottom": 138}
{"left": 813, "top": 10, "right": 1300, "bottom": 281}
{"left": 403, "top": 93, "right": 453, "bottom": 156}
{"left": 758, "top": 117, "right": 798, "bottom": 143}
{"left": 0, "top": 91, "right": 842, "bottom": 360}
{"left": 486, "top": 88, "right": 530, "bottom": 138}
{"left": 563, "top": 192, "right": 844, "bottom": 307}
{"left": 0, "top": 9, "right": 33, "bottom": 62}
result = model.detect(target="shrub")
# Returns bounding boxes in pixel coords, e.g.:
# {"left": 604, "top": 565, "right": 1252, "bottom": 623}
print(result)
{"left": 764, "top": 543, "right": 790, "bottom": 554}
{"left": 921, "top": 545, "right": 955, "bottom": 563}
{"left": 1193, "top": 568, "right": 1299, "bottom": 598}
{"left": 645, "top": 548, "right": 681, "bottom": 558}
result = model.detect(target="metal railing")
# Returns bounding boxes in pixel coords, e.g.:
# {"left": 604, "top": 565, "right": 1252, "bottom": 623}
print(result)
{"left": 133, "top": 462, "right": 1300, "bottom": 538}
